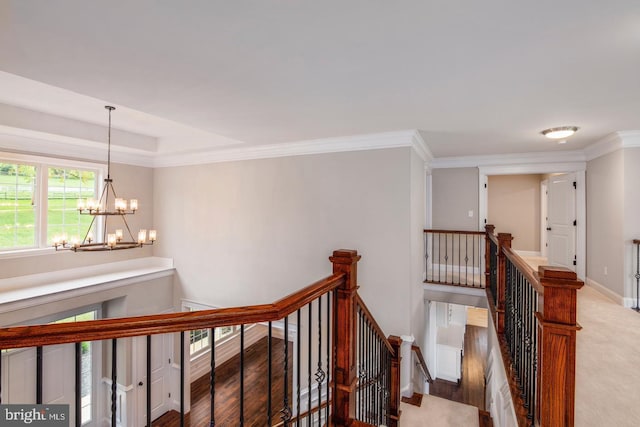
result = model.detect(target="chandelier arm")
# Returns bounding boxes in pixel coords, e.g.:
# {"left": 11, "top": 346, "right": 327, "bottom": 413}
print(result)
{"left": 120, "top": 214, "right": 138, "bottom": 243}
{"left": 82, "top": 214, "right": 98, "bottom": 244}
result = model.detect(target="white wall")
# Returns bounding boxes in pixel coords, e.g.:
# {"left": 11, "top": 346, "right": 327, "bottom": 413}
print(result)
{"left": 432, "top": 167, "right": 479, "bottom": 230}
{"left": 153, "top": 147, "right": 422, "bottom": 337}
{"left": 586, "top": 150, "right": 625, "bottom": 297}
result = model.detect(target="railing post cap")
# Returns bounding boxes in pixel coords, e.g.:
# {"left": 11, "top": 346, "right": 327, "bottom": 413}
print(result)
{"left": 329, "top": 249, "right": 361, "bottom": 263}
{"left": 497, "top": 232, "right": 513, "bottom": 240}
{"left": 538, "top": 265, "right": 580, "bottom": 282}
{"left": 485, "top": 224, "right": 495, "bottom": 232}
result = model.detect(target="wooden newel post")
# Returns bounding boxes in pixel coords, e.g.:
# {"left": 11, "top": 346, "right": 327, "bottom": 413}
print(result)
{"left": 536, "top": 266, "right": 583, "bottom": 427}
{"left": 484, "top": 224, "right": 495, "bottom": 285}
{"left": 330, "top": 249, "right": 361, "bottom": 427}
{"left": 496, "top": 233, "right": 512, "bottom": 334}
{"left": 387, "top": 335, "right": 402, "bottom": 427}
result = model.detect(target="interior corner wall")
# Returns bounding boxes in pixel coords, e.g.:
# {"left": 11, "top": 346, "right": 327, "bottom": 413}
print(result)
{"left": 586, "top": 150, "right": 625, "bottom": 297}
{"left": 0, "top": 162, "right": 154, "bottom": 279}
{"left": 487, "top": 174, "right": 541, "bottom": 252}
{"left": 410, "top": 149, "right": 426, "bottom": 349}
{"left": 623, "top": 147, "right": 640, "bottom": 301}
{"left": 431, "top": 167, "right": 479, "bottom": 231}
{"left": 153, "top": 148, "right": 414, "bottom": 336}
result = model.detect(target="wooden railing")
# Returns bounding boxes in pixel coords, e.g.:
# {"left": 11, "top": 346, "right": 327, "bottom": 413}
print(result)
{"left": 411, "top": 344, "right": 433, "bottom": 384}
{"left": 0, "top": 249, "right": 398, "bottom": 427}
{"left": 485, "top": 225, "right": 584, "bottom": 427}
{"left": 354, "top": 295, "right": 399, "bottom": 426}
{"left": 424, "top": 229, "right": 486, "bottom": 287}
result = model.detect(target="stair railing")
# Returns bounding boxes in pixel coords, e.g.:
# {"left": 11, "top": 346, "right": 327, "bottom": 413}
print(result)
{"left": 0, "top": 249, "right": 396, "bottom": 427}
{"left": 424, "top": 229, "right": 486, "bottom": 287}
{"left": 485, "top": 225, "right": 584, "bottom": 427}
{"left": 410, "top": 344, "right": 433, "bottom": 385}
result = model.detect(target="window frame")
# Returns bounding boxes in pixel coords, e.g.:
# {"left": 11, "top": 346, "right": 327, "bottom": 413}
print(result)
{"left": 0, "top": 151, "right": 104, "bottom": 256}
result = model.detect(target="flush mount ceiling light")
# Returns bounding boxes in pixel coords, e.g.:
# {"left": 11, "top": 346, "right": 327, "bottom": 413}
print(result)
{"left": 53, "top": 106, "right": 157, "bottom": 252}
{"left": 540, "top": 126, "right": 579, "bottom": 140}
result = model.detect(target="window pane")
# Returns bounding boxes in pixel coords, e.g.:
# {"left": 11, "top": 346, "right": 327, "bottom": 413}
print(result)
{"left": 0, "top": 163, "right": 36, "bottom": 249}
{"left": 47, "top": 168, "right": 96, "bottom": 244}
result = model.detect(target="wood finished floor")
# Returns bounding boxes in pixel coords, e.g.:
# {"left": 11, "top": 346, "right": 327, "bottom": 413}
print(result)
{"left": 429, "top": 325, "right": 488, "bottom": 411}
{"left": 153, "top": 336, "right": 292, "bottom": 427}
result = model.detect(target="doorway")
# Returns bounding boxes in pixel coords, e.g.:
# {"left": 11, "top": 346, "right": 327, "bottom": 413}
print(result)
{"left": 479, "top": 165, "right": 585, "bottom": 280}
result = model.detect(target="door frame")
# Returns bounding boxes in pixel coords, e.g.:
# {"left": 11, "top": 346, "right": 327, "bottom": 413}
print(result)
{"left": 540, "top": 179, "right": 548, "bottom": 258}
{"left": 479, "top": 162, "right": 586, "bottom": 280}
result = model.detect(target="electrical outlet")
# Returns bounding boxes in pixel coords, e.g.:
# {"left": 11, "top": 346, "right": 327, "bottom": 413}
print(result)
{"left": 468, "top": 210, "right": 474, "bottom": 218}
{"left": 604, "top": 266, "right": 608, "bottom": 275}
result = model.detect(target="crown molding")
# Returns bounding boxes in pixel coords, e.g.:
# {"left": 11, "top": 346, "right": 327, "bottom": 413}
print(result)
{"left": 410, "top": 130, "right": 433, "bottom": 164}
{"left": 431, "top": 149, "right": 586, "bottom": 169}
{"left": 620, "top": 130, "right": 640, "bottom": 148}
{"left": 153, "top": 130, "right": 421, "bottom": 167}
{"left": 0, "top": 132, "right": 155, "bottom": 167}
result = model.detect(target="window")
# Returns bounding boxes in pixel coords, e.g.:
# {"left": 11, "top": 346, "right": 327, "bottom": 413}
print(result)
{"left": 53, "top": 310, "right": 97, "bottom": 425}
{"left": 184, "top": 304, "right": 244, "bottom": 358}
{"left": 0, "top": 153, "right": 101, "bottom": 252}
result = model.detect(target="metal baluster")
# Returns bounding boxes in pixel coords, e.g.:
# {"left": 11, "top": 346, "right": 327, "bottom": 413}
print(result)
{"left": 111, "top": 339, "right": 117, "bottom": 427}
{"left": 240, "top": 325, "right": 245, "bottom": 427}
{"left": 325, "top": 293, "right": 331, "bottom": 425}
{"left": 431, "top": 232, "right": 435, "bottom": 282}
{"left": 635, "top": 240, "right": 640, "bottom": 312}
{"left": 425, "top": 233, "right": 429, "bottom": 283}
{"left": 296, "top": 311, "right": 300, "bottom": 427}
{"left": 282, "top": 317, "right": 291, "bottom": 426}
{"left": 473, "top": 235, "right": 476, "bottom": 286}
{"left": 180, "top": 331, "right": 185, "bottom": 427}
{"left": 267, "top": 322, "right": 272, "bottom": 426}
{"left": 316, "top": 298, "right": 323, "bottom": 427}
{"left": 445, "top": 233, "right": 448, "bottom": 282}
{"left": 458, "top": 233, "right": 461, "bottom": 285}
{"left": 75, "top": 342, "right": 81, "bottom": 427}
{"left": 358, "top": 305, "right": 363, "bottom": 421}
{"left": 438, "top": 233, "right": 441, "bottom": 283}
{"left": 147, "top": 336, "right": 151, "bottom": 427}
{"left": 465, "top": 235, "right": 469, "bottom": 285}
{"left": 307, "top": 303, "right": 312, "bottom": 424}
{"left": 36, "top": 346, "right": 43, "bottom": 404}
{"left": 210, "top": 328, "right": 216, "bottom": 427}
{"left": 0, "top": 346, "right": 2, "bottom": 404}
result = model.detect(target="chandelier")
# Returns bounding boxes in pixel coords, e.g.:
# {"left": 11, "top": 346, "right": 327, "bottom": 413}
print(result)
{"left": 53, "top": 106, "right": 156, "bottom": 251}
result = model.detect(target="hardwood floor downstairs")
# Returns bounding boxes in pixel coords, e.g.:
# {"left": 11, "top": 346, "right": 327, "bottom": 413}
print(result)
{"left": 429, "top": 324, "right": 488, "bottom": 411}
{"left": 153, "top": 336, "right": 292, "bottom": 427}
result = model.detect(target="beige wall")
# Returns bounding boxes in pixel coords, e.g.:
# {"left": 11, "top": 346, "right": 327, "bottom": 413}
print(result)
{"left": 488, "top": 174, "right": 541, "bottom": 252}
{"left": 410, "top": 149, "right": 426, "bottom": 349}
{"left": 154, "top": 147, "right": 422, "bottom": 337}
{"left": 587, "top": 150, "right": 625, "bottom": 296}
{"left": 623, "top": 148, "right": 640, "bottom": 299}
{"left": 432, "top": 167, "right": 479, "bottom": 231}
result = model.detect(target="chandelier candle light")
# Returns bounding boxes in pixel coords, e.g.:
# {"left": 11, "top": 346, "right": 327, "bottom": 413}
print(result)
{"left": 53, "top": 106, "right": 157, "bottom": 251}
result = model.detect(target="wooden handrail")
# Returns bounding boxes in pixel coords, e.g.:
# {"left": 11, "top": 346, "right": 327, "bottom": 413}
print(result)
{"left": 501, "top": 246, "right": 543, "bottom": 294}
{"left": 0, "top": 273, "right": 346, "bottom": 349}
{"left": 355, "top": 294, "right": 395, "bottom": 355}
{"left": 634, "top": 239, "right": 640, "bottom": 244}
{"left": 424, "top": 229, "right": 485, "bottom": 235}
{"left": 411, "top": 344, "right": 433, "bottom": 383}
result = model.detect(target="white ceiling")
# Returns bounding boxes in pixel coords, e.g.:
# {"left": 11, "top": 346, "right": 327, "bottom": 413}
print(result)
{"left": 1, "top": 1, "right": 639, "bottom": 158}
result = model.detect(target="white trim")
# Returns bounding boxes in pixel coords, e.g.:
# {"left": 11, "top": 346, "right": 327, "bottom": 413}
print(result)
{"left": 514, "top": 250, "right": 541, "bottom": 257}
{"left": 479, "top": 162, "right": 586, "bottom": 176}
{"left": 410, "top": 130, "right": 433, "bottom": 164}
{"left": 0, "top": 132, "right": 155, "bottom": 167}
{"left": 0, "top": 257, "right": 174, "bottom": 314}
{"left": 586, "top": 277, "right": 627, "bottom": 306}
{"left": 153, "top": 130, "right": 421, "bottom": 167}
{"left": 583, "top": 132, "right": 623, "bottom": 161}
{"left": 432, "top": 150, "right": 586, "bottom": 169}
{"left": 620, "top": 130, "right": 640, "bottom": 148}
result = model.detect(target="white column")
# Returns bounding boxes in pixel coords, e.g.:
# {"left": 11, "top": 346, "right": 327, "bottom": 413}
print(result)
{"left": 400, "top": 335, "right": 415, "bottom": 398}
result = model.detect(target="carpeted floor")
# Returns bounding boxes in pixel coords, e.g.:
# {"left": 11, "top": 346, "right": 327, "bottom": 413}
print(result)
{"left": 575, "top": 285, "right": 640, "bottom": 426}
{"left": 400, "top": 394, "right": 479, "bottom": 427}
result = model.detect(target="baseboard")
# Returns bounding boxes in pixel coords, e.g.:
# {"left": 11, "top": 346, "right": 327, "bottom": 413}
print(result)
{"left": 513, "top": 250, "right": 541, "bottom": 257}
{"left": 585, "top": 277, "right": 628, "bottom": 306}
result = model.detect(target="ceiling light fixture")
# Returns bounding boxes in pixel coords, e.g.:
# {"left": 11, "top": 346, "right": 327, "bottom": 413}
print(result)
{"left": 53, "top": 106, "right": 156, "bottom": 251}
{"left": 540, "top": 126, "right": 579, "bottom": 140}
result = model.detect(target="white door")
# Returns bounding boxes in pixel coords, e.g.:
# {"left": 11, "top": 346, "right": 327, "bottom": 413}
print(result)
{"left": 546, "top": 173, "right": 576, "bottom": 270}
{"left": 136, "top": 334, "right": 172, "bottom": 426}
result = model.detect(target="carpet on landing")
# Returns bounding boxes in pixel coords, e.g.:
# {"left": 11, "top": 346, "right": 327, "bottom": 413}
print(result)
{"left": 399, "top": 394, "right": 479, "bottom": 427}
